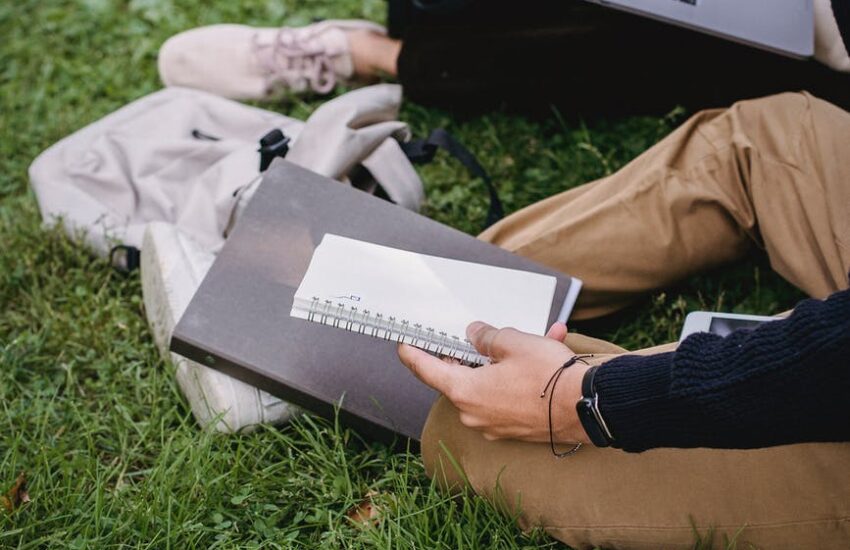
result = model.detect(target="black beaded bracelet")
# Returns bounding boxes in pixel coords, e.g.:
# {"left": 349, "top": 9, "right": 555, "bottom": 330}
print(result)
{"left": 539, "top": 354, "right": 593, "bottom": 457}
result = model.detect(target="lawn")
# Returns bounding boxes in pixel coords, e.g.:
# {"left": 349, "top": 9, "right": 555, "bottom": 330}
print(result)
{"left": 0, "top": 0, "right": 804, "bottom": 548}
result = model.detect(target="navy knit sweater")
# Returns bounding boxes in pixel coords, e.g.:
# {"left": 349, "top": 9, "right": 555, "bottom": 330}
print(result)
{"left": 594, "top": 287, "right": 850, "bottom": 453}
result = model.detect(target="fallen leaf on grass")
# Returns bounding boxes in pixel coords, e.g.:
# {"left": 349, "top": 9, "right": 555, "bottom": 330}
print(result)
{"left": 346, "top": 490, "right": 381, "bottom": 528}
{"left": 1, "top": 472, "right": 31, "bottom": 514}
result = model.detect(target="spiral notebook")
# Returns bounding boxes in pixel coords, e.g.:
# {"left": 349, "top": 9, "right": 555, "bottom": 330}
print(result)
{"left": 291, "top": 234, "right": 570, "bottom": 365}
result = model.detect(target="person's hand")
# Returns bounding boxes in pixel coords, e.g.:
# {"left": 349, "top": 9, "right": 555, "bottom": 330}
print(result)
{"left": 397, "top": 321, "right": 591, "bottom": 444}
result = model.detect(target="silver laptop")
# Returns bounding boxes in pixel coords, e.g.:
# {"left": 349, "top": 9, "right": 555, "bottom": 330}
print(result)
{"left": 586, "top": 0, "right": 813, "bottom": 58}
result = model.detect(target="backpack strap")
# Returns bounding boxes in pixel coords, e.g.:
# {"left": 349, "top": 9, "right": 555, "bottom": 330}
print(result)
{"left": 400, "top": 129, "right": 504, "bottom": 229}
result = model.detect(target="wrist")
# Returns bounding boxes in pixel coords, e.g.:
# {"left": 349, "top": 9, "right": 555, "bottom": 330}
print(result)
{"left": 553, "top": 362, "right": 593, "bottom": 444}
{"left": 592, "top": 352, "right": 675, "bottom": 451}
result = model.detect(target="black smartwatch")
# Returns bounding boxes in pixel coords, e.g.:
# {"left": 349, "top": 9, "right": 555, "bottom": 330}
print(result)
{"left": 575, "top": 366, "right": 615, "bottom": 447}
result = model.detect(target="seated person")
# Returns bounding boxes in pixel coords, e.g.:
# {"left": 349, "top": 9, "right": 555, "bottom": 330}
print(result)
{"left": 157, "top": 0, "right": 850, "bottom": 115}
{"left": 397, "top": 91, "right": 850, "bottom": 549}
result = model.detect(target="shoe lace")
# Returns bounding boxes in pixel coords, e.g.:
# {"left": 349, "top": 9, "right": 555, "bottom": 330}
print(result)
{"left": 253, "top": 26, "right": 337, "bottom": 95}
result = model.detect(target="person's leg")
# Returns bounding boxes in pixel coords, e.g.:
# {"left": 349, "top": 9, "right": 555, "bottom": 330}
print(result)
{"left": 480, "top": 92, "right": 850, "bottom": 320}
{"left": 158, "top": 0, "right": 850, "bottom": 108}
{"left": 423, "top": 332, "right": 850, "bottom": 548}
{"left": 422, "top": 390, "right": 850, "bottom": 549}
{"left": 395, "top": 0, "right": 850, "bottom": 116}
{"left": 348, "top": 31, "right": 402, "bottom": 79}
{"left": 422, "top": 92, "right": 850, "bottom": 548}
{"left": 423, "top": 323, "right": 850, "bottom": 548}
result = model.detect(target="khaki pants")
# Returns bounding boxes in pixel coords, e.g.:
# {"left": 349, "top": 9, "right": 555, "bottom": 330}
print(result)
{"left": 421, "top": 93, "right": 850, "bottom": 549}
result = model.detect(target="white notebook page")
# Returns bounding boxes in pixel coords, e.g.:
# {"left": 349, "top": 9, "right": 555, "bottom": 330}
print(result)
{"left": 291, "top": 234, "right": 557, "bottom": 363}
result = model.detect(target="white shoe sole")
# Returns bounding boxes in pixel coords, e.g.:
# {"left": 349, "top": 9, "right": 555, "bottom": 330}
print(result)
{"left": 141, "top": 222, "right": 297, "bottom": 432}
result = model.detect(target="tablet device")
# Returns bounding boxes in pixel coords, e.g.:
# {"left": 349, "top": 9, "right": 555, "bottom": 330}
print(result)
{"left": 679, "top": 311, "right": 776, "bottom": 342}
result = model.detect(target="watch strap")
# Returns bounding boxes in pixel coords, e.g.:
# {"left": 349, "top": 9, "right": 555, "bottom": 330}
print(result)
{"left": 581, "top": 365, "right": 599, "bottom": 397}
{"left": 576, "top": 365, "right": 614, "bottom": 447}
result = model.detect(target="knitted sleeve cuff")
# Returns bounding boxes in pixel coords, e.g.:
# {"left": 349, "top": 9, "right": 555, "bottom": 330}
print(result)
{"left": 591, "top": 287, "right": 850, "bottom": 452}
{"left": 593, "top": 352, "right": 681, "bottom": 452}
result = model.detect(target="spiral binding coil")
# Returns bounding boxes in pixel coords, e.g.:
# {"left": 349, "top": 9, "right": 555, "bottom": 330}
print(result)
{"left": 293, "top": 296, "right": 487, "bottom": 365}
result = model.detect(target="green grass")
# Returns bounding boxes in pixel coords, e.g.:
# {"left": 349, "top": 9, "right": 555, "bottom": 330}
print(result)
{"left": 0, "top": 0, "right": 804, "bottom": 548}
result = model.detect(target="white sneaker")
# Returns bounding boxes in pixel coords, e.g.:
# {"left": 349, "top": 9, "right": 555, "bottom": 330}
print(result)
{"left": 141, "top": 222, "right": 298, "bottom": 432}
{"left": 158, "top": 19, "right": 386, "bottom": 100}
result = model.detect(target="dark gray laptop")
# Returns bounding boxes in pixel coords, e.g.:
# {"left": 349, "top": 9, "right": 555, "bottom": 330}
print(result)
{"left": 586, "top": 0, "right": 814, "bottom": 57}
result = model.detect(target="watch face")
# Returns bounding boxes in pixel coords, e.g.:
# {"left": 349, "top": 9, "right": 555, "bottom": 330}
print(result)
{"left": 576, "top": 398, "right": 598, "bottom": 433}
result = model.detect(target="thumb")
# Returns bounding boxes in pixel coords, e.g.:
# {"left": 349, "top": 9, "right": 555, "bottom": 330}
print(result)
{"left": 466, "top": 321, "right": 499, "bottom": 357}
{"left": 545, "top": 322, "right": 568, "bottom": 342}
{"left": 398, "top": 344, "right": 466, "bottom": 395}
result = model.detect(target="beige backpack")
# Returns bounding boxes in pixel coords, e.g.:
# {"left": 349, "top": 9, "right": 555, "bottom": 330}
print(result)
{"left": 29, "top": 84, "right": 426, "bottom": 269}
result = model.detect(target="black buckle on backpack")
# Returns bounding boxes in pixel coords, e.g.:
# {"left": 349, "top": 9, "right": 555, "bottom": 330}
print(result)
{"left": 109, "top": 245, "right": 141, "bottom": 273}
{"left": 258, "top": 129, "right": 291, "bottom": 172}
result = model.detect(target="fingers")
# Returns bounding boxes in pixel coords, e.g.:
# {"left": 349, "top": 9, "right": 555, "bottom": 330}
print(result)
{"left": 397, "top": 344, "right": 466, "bottom": 396}
{"left": 545, "top": 322, "right": 568, "bottom": 342}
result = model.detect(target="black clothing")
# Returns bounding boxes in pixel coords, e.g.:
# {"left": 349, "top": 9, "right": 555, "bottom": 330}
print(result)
{"left": 388, "top": 0, "right": 850, "bottom": 117}
{"left": 595, "top": 287, "right": 850, "bottom": 453}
